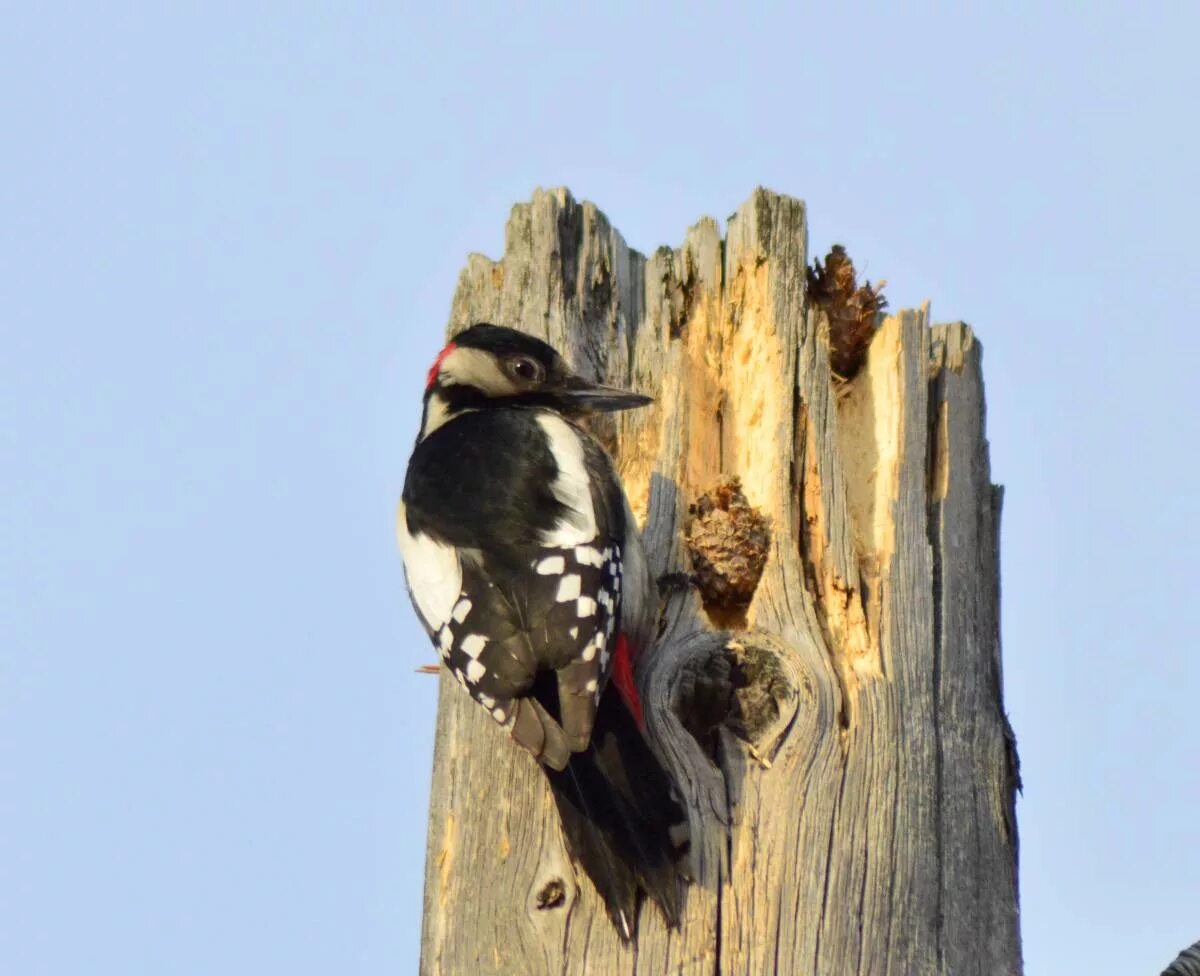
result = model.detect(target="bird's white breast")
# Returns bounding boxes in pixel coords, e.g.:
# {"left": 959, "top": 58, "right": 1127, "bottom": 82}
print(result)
{"left": 396, "top": 501, "right": 462, "bottom": 631}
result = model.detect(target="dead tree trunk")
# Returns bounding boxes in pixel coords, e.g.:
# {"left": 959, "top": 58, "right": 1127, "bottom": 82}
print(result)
{"left": 418, "top": 188, "right": 1021, "bottom": 975}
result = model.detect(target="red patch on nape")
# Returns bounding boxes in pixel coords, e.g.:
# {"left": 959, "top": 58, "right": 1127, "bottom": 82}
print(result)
{"left": 425, "top": 341, "right": 457, "bottom": 389}
{"left": 610, "top": 633, "right": 644, "bottom": 727}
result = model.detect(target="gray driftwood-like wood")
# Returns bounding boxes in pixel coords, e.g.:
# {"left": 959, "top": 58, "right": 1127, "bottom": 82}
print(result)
{"left": 418, "top": 188, "right": 1021, "bottom": 975}
{"left": 1163, "top": 940, "right": 1200, "bottom": 976}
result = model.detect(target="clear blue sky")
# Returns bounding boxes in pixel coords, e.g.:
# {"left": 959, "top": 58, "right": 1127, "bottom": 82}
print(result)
{"left": 3, "top": 3, "right": 1197, "bottom": 973}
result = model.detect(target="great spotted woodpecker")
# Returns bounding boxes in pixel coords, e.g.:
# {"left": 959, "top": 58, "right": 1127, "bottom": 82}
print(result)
{"left": 398, "top": 324, "right": 688, "bottom": 939}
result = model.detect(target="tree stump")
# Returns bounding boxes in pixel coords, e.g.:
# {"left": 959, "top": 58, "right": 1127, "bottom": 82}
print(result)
{"left": 417, "top": 188, "right": 1021, "bottom": 975}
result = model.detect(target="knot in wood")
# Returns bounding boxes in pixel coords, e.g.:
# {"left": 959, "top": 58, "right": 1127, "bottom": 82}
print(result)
{"left": 674, "top": 641, "right": 737, "bottom": 756}
{"left": 535, "top": 877, "right": 566, "bottom": 911}
{"left": 726, "top": 636, "right": 792, "bottom": 745}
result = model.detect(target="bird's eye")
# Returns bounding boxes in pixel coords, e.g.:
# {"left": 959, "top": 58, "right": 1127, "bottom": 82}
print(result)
{"left": 509, "top": 356, "right": 542, "bottom": 383}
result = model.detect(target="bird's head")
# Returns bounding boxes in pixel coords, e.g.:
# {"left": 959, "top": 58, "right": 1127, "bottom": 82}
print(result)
{"left": 420, "top": 324, "right": 651, "bottom": 435}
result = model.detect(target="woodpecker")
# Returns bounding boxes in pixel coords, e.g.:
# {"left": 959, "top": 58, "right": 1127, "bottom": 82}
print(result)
{"left": 397, "top": 323, "right": 688, "bottom": 939}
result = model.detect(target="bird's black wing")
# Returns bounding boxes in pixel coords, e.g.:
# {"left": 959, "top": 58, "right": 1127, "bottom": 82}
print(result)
{"left": 401, "top": 408, "right": 627, "bottom": 768}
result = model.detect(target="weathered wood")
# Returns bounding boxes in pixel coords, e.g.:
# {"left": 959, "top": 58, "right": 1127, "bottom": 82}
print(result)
{"left": 1163, "top": 939, "right": 1200, "bottom": 976}
{"left": 419, "top": 188, "right": 1021, "bottom": 975}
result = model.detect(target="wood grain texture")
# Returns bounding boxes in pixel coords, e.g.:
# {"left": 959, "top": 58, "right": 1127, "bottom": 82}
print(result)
{"left": 1163, "top": 939, "right": 1200, "bottom": 976}
{"left": 417, "top": 188, "right": 1022, "bottom": 975}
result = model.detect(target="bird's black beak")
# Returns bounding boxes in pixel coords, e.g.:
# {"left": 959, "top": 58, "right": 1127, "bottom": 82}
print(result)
{"left": 557, "top": 375, "right": 653, "bottom": 413}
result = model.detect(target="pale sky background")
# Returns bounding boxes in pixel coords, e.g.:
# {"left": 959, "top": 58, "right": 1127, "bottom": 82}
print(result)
{"left": 3, "top": 3, "right": 1198, "bottom": 974}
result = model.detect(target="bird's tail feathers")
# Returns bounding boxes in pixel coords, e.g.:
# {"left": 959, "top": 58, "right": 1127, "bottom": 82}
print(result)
{"left": 543, "top": 690, "right": 688, "bottom": 941}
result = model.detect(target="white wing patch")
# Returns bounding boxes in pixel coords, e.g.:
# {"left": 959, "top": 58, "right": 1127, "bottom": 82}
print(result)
{"left": 574, "top": 545, "right": 604, "bottom": 567}
{"left": 556, "top": 574, "right": 582, "bottom": 602}
{"left": 396, "top": 501, "right": 462, "bottom": 632}
{"left": 537, "top": 413, "right": 598, "bottom": 546}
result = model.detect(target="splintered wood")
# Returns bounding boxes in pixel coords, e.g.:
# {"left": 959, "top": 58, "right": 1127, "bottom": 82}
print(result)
{"left": 421, "top": 188, "right": 1021, "bottom": 976}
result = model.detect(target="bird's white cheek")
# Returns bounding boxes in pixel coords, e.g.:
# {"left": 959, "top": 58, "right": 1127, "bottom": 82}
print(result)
{"left": 441, "top": 347, "right": 520, "bottom": 397}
